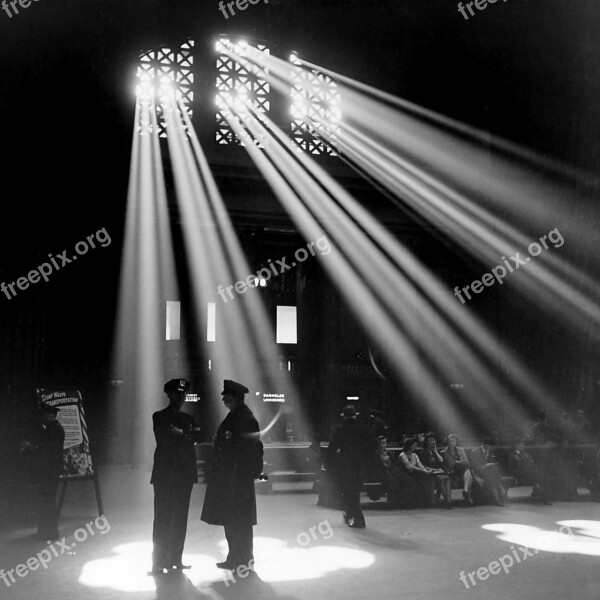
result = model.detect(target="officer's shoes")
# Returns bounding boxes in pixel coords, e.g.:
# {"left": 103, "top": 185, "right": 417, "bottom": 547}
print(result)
{"left": 216, "top": 561, "right": 236, "bottom": 570}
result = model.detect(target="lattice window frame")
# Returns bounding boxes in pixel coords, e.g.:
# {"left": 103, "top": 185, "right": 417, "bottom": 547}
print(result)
{"left": 136, "top": 39, "right": 194, "bottom": 138}
{"left": 215, "top": 39, "right": 271, "bottom": 147}
{"left": 290, "top": 54, "right": 341, "bottom": 156}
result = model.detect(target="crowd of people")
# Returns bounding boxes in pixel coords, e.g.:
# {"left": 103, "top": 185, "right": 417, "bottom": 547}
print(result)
{"left": 322, "top": 405, "right": 600, "bottom": 526}
{"left": 18, "top": 385, "right": 600, "bottom": 566}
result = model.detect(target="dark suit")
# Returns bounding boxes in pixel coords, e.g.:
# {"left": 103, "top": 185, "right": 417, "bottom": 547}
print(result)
{"left": 328, "top": 420, "right": 375, "bottom": 526}
{"left": 470, "top": 446, "right": 506, "bottom": 503}
{"left": 29, "top": 420, "right": 64, "bottom": 539}
{"left": 201, "top": 403, "right": 262, "bottom": 566}
{"left": 151, "top": 407, "right": 201, "bottom": 570}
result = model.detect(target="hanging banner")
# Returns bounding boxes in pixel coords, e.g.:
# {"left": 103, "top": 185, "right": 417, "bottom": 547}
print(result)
{"left": 36, "top": 388, "right": 94, "bottom": 479}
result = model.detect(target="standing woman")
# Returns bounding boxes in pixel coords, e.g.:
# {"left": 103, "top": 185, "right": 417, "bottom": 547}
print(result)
{"left": 201, "top": 380, "right": 264, "bottom": 571}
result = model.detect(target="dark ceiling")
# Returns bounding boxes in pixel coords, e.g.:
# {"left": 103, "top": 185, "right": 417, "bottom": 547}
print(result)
{"left": 2, "top": 0, "right": 598, "bottom": 236}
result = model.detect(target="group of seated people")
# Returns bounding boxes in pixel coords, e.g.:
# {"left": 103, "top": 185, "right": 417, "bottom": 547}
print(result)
{"left": 365, "top": 432, "right": 600, "bottom": 509}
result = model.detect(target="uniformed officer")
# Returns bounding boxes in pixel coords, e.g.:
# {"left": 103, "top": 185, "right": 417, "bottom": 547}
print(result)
{"left": 21, "top": 403, "right": 65, "bottom": 541}
{"left": 201, "top": 380, "right": 263, "bottom": 571}
{"left": 150, "top": 378, "right": 202, "bottom": 575}
{"left": 328, "top": 404, "right": 375, "bottom": 528}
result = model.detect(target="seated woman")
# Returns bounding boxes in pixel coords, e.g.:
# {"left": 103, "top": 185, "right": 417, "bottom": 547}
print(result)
{"left": 509, "top": 439, "right": 551, "bottom": 504}
{"left": 420, "top": 432, "right": 452, "bottom": 509}
{"left": 398, "top": 437, "right": 437, "bottom": 508}
{"left": 469, "top": 437, "right": 508, "bottom": 506}
{"left": 441, "top": 434, "right": 474, "bottom": 506}
{"left": 369, "top": 436, "right": 418, "bottom": 508}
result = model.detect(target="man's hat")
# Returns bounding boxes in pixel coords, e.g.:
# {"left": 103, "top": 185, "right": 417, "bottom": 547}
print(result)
{"left": 164, "top": 378, "right": 190, "bottom": 393}
{"left": 221, "top": 380, "right": 249, "bottom": 396}
{"left": 341, "top": 404, "right": 359, "bottom": 419}
{"left": 39, "top": 403, "right": 59, "bottom": 415}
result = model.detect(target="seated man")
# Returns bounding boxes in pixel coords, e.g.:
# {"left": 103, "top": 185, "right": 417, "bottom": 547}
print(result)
{"left": 509, "top": 440, "right": 551, "bottom": 504}
{"left": 543, "top": 435, "right": 581, "bottom": 501}
{"left": 469, "top": 437, "right": 508, "bottom": 506}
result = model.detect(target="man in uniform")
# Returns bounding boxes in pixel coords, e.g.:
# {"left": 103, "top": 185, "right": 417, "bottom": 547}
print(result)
{"left": 150, "top": 378, "right": 202, "bottom": 575}
{"left": 201, "top": 380, "right": 263, "bottom": 571}
{"left": 21, "top": 403, "right": 65, "bottom": 541}
{"left": 328, "top": 404, "right": 375, "bottom": 528}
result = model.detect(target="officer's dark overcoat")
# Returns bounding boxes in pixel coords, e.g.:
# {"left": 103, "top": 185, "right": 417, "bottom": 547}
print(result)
{"left": 201, "top": 403, "right": 261, "bottom": 526}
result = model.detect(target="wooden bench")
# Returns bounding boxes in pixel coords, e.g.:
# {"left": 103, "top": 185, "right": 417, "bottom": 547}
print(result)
{"left": 256, "top": 470, "right": 317, "bottom": 494}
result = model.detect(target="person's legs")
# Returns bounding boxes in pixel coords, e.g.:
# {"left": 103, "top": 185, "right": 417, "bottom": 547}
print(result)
{"left": 463, "top": 468, "right": 473, "bottom": 493}
{"left": 236, "top": 523, "right": 254, "bottom": 565}
{"left": 486, "top": 465, "right": 506, "bottom": 504}
{"left": 152, "top": 484, "right": 172, "bottom": 570}
{"left": 224, "top": 522, "right": 254, "bottom": 566}
{"left": 415, "top": 472, "right": 435, "bottom": 507}
{"left": 339, "top": 467, "right": 364, "bottom": 526}
{"left": 349, "top": 469, "right": 364, "bottom": 525}
{"left": 442, "top": 477, "right": 452, "bottom": 507}
{"left": 166, "top": 482, "right": 194, "bottom": 567}
{"left": 462, "top": 468, "right": 474, "bottom": 504}
{"left": 36, "top": 479, "right": 59, "bottom": 539}
{"left": 224, "top": 525, "right": 236, "bottom": 564}
{"left": 385, "top": 474, "right": 402, "bottom": 508}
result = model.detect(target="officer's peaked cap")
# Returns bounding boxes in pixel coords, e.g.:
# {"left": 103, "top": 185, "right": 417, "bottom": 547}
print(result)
{"left": 164, "top": 378, "right": 190, "bottom": 393}
{"left": 221, "top": 380, "right": 249, "bottom": 396}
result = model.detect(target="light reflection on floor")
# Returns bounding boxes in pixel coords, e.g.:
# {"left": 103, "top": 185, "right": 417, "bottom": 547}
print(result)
{"left": 78, "top": 537, "right": 376, "bottom": 592}
{"left": 482, "top": 520, "right": 600, "bottom": 555}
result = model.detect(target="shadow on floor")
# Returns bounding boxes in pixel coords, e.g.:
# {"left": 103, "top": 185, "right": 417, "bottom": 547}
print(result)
{"left": 152, "top": 571, "right": 213, "bottom": 600}
{"left": 208, "top": 571, "right": 298, "bottom": 600}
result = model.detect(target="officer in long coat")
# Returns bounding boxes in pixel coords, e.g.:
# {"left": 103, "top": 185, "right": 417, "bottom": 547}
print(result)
{"left": 150, "top": 378, "right": 202, "bottom": 574}
{"left": 201, "top": 380, "right": 263, "bottom": 570}
{"left": 21, "top": 403, "right": 65, "bottom": 540}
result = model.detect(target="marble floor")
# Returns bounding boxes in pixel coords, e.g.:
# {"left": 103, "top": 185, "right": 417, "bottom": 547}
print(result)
{"left": 1, "top": 465, "right": 598, "bottom": 600}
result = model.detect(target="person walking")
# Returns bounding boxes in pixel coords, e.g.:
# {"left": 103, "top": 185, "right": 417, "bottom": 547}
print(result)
{"left": 328, "top": 405, "right": 375, "bottom": 528}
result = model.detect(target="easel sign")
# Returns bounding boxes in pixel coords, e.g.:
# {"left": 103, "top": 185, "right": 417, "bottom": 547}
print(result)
{"left": 35, "top": 388, "right": 104, "bottom": 516}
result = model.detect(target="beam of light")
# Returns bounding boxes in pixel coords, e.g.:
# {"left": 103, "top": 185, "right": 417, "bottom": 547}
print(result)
{"left": 292, "top": 57, "right": 600, "bottom": 342}
{"left": 217, "top": 92, "right": 480, "bottom": 435}
{"left": 482, "top": 521, "right": 600, "bottom": 556}
{"left": 227, "top": 43, "right": 600, "bottom": 430}
{"left": 248, "top": 43, "right": 600, "bottom": 330}
{"left": 153, "top": 90, "right": 309, "bottom": 437}
{"left": 212, "top": 44, "right": 568, "bottom": 435}
{"left": 78, "top": 539, "right": 375, "bottom": 591}
{"left": 110, "top": 93, "right": 186, "bottom": 465}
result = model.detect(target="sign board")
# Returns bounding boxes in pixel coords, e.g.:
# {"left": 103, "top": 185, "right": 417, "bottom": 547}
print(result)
{"left": 263, "top": 393, "right": 285, "bottom": 403}
{"left": 36, "top": 388, "right": 94, "bottom": 479}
